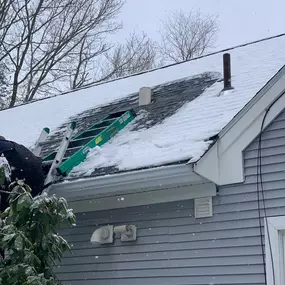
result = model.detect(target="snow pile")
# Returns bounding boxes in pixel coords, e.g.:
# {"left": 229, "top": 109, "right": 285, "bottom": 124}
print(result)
{"left": 68, "top": 79, "right": 247, "bottom": 175}
{"left": 1, "top": 35, "right": 285, "bottom": 175}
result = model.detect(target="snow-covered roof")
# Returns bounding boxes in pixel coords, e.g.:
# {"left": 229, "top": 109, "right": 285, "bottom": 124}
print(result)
{"left": 1, "top": 34, "right": 285, "bottom": 178}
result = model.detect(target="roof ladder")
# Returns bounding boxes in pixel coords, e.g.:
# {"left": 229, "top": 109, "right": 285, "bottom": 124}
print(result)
{"left": 32, "top": 127, "right": 50, "bottom": 156}
{"left": 42, "top": 109, "right": 136, "bottom": 181}
{"left": 44, "top": 122, "right": 76, "bottom": 187}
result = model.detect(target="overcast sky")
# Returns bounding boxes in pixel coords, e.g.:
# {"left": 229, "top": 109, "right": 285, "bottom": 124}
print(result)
{"left": 114, "top": 0, "right": 285, "bottom": 52}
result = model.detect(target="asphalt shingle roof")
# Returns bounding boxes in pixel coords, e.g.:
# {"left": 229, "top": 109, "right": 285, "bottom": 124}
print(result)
{"left": 40, "top": 72, "right": 219, "bottom": 157}
{"left": 1, "top": 34, "right": 285, "bottom": 179}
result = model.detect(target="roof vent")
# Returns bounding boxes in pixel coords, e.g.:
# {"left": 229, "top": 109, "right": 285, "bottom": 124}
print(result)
{"left": 194, "top": 197, "right": 213, "bottom": 218}
{"left": 139, "top": 87, "right": 152, "bottom": 106}
{"left": 222, "top": 53, "right": 234, "bottom": 91}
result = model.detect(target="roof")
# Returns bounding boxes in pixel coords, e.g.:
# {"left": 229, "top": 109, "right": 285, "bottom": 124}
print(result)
{"left": 41, "top": 72, "right": 220, "bottom": 178}
{"left": 1, "top": 34, "right": 285, "bottom": 179}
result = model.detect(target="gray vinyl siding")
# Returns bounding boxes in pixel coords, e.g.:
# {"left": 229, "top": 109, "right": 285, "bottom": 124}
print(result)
{"left": 55, "top": 108, "right": 285, "bottom": 285}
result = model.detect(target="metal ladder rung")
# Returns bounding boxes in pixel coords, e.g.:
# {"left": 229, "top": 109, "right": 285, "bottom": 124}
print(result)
{"left": 72, "top": 118, "right": 116, "bottom": 140}
{"left": 58, "top": 110, "right": 135, "bottom": 176}
{"left": 42, "top": 110, "right": 136, "bottom": 180}
{"left": 42, "top": 135, "right": 95, "bottom": 161}
{"left": 74, "top": 127, "right": 105, "bottom": 140}
{"left": 107, "top": 110, "right": 127, "bottom": 119}
{"left": 43, "top": 157, "right": 68, "bottom": 168}
{"left": 44, "top": 122, "right": 76, "bottom": 187}
{"left": 68, "top": 136, "right": 95, "bottom": 148}
{"left": 64, "top": 146, "right": 82, "bottom": 158}
{"left": 87, "top": 118, "right": 117, "bottom": 130}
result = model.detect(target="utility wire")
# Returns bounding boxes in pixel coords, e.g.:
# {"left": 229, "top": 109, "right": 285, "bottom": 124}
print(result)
{"left": 256, "top": 90, "right": 285, "bottom": 285}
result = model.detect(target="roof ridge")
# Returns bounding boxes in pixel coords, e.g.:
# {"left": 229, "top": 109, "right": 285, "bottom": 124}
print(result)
{"left": 83, "top": 32, "right": 285, "bottom": 88}
{"left": 2, "top": 32, "right": 285, "bottom": 112}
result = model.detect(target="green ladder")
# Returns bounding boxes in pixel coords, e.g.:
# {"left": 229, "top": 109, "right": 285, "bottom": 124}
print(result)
{"left": 43, "top": 109, "right": 136, "bottom": 178}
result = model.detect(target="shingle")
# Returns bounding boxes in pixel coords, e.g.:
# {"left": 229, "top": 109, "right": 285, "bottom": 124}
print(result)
{"left": 40, "top": 72, "right": 219, "bottom": 159}
{"left": 1, "top": 34, "right": 285, "bottom": 179}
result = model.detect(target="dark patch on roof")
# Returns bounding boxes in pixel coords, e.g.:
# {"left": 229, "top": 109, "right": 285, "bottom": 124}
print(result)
{"left": 67, "top": 159, "right": 191, "bottom": 181}
{"left": 40, "top": 71, "right": 221, "bottom": 177}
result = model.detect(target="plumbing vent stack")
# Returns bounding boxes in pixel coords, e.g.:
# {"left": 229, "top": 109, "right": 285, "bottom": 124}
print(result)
{"left": 139, "top": 87, "right": 152, "bottom": 106}
{"left": 222, "top": 53, "right": 234, "bottom": 90}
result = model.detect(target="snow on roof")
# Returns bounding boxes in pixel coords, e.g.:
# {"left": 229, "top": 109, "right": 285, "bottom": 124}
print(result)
{"left": 1, "top": 34, "right": 285, "bottom": 176}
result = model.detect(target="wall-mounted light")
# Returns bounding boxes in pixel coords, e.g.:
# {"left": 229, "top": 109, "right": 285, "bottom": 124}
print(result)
{"left": 90, "top": 225, "right": 114, "bottom": 244}
{"left": 114, "top": 225, "right": 137, "bottom": 242}
{"left": 90, "top": 224, "right": 137, "bottom": 245}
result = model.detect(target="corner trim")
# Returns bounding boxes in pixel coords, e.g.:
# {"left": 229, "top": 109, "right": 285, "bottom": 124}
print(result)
{"left": 265, "top": 216, "right": 285, "bottom": 285}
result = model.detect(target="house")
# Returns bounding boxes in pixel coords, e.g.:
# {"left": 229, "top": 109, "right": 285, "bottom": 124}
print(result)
{"left": 1, "top": 33, "right": 285, "bottom": 285}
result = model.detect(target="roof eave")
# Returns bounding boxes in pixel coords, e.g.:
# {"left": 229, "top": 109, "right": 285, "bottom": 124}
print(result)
{"left": 47, "top": 163, "right": 211, "bottom": 199}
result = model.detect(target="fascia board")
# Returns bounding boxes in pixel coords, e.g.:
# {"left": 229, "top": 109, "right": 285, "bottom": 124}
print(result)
{"left": 48, "top": 163, "right": 208, "bottom": 199}
{"left": 67, "top": 183, "right": 217, "bottom": 213}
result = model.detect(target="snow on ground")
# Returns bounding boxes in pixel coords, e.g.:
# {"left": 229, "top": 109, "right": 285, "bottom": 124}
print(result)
{"left": 1, "top": 35, "right": 285, "bottom": 174}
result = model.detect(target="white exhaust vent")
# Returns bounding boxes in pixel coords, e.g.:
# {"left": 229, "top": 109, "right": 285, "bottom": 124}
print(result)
{"left": 194, "top": 197, "right": 213, "bottom": 218}
{"left": 90, "top": 225, "right": 114, "bottom": 244}
{"left": 114, "top": 225, "right": 137, "bottom": 242}
{"left": 139, "top": 87, "right": 152, "bottom": 106}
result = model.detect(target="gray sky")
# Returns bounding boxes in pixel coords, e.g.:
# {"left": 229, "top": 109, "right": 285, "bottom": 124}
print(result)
{"left": 114, "top": 0, "right": 285, "bottom": 51}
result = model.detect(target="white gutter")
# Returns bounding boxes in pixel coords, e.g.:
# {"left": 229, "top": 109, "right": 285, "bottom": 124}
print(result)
{"left": 49, "top": 163, "right": 214, "bottom": 199}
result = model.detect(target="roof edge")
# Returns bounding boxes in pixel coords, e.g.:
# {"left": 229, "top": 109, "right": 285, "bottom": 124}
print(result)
{"left": 194, "top": 66, "right": 285, "bottom": 185}
{"left": 73, "top": 33, "right": 285, "bottom": 93}
{"left": 219, "top": 63, "right": 285, "bottom": 138}
{"left": 47, "top": 163, "right": 209, "bottom": 199}
{"left": 3, "top": 33, "right": 285, "bottom": 112}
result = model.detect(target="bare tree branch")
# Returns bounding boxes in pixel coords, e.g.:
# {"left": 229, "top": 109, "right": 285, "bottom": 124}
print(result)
{"left": 159, "top": 10, "right": 219, "bottom": 63}
{"left": 69, "top": 34, "right": 109, "bottom": 89}
{"left": 98, "top": 31, "right": 159, "bottom": 82}
{"left": 0, "top": 0, "right": 124, "bottom": 107}
{"left": 0, "top": 2, "right": 218, "bottom": 109}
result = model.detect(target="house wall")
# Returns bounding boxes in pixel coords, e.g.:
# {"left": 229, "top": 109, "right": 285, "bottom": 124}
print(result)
{"left": 55, "top": 108, "right": 285, "bottom": 285}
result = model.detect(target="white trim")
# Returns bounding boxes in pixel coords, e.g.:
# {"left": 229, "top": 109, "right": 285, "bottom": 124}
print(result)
{"left": 265, "top": 216, "right": 285, "bottom": 285}
{"left": 67, "top": 183, "right": 216, "bottom": 213}
{"left": 194, "top": 69, "right": 285, "bottom": 185}
{"left": 48, "top": 164, "right": 217, "bottom": 213}
{"left": 49, "top": 164, "right": 207, "bottom": 198}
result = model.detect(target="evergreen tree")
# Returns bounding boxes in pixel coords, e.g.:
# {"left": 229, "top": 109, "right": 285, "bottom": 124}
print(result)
{"left": 0, "top": 180, "right": 76, "bottom": 285}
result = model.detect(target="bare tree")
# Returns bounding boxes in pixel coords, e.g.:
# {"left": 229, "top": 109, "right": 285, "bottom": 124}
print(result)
{"left": 0, "top": 0, "right": 18, "bottom": 43}
{"left": 98, "top": 31, "right": 159, "bottom": 82}
{"left": 66, "top": 33, "right": 112, "bottom": 90}
{"left": 0, "top": 0, "right": 124, "bottom": 107}
{"left": 0, "top": 62, "right": 8, "bottom": 108}
{"left": 0, "top": 3, "right": 219, "bottom": 109}
{"left": 159, "top": 10, "right": 218, "bottom": 63}
{"left": 0, "top": 0, "right": 10, "bottom": 108}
